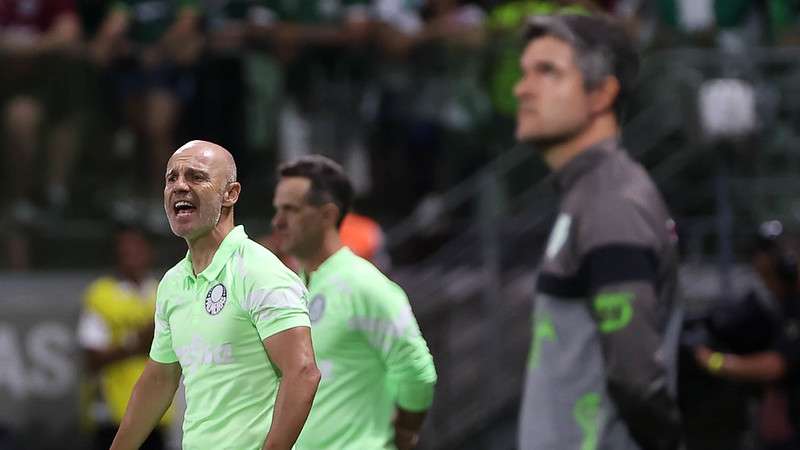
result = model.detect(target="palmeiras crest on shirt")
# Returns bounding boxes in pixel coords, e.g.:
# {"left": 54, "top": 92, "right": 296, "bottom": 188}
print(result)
{"left": 308, "top": 294, "right": 326, "bottom": 324}
{"left": 205, "top": 283, "right": 228, "bottom": 315}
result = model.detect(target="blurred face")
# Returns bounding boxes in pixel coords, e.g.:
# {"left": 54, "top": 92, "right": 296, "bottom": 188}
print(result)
{"left": 272, "top": 177, "right": 326, "bottom": 259}
{"left": 514, "top": 35, "right": 593, "bottom": 145}
{"left": 163, "top": 146, "right": 229, "bottom": 241}
{"left": 117, "top": 230, "right": 153, "bottom": 278}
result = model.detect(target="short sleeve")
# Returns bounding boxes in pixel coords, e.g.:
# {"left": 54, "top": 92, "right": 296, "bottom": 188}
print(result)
{"left": 242, "top": 282, "right": 311, "bottom": 341}
{"left": 149, "top": 288, "right": 178, "bottom": 363}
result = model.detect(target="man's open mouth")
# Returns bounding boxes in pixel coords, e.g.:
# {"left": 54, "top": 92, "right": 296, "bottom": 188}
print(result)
{"left": 174, "top": 201, "right": 196, "bottom": 217}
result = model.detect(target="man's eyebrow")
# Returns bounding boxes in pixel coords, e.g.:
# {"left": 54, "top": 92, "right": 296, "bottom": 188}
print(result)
{"left": 523, "top": 58, "right": 561, "bottom": 71}
{"left": 189, "top": 167, "right": 210, "bottom": 176}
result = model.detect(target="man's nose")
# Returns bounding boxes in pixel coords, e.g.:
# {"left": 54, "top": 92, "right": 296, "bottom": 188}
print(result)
{"left": 514, "top": 74, "right": 539, "bottom": 100}
{"left": 514, "top": 79, "right": 531, "bottom": 99}
{"left": 271, "top": 214, "right": 283, "bottom": 229}
{"left": 173, "top": 175, "right": 190, "bottom": 191}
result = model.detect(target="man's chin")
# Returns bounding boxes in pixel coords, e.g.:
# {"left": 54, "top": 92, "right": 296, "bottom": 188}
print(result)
{"left": 517, "top": 131, "right": 573, "bottom": 152}
{"left": 516, "top": 127, "right": 547, "bottom": 145}
{"left": 168, "top": 221, "right": 197, "bottom": 240}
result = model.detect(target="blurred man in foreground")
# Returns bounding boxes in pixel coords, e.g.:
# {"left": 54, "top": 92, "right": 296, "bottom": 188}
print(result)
{"left": 110, "top": 140, "right": 319, "bottom": 450}
{"left": 271, "top": 155, "right": 437, "bottom": 450}
{"left": 515, "top": 14, "right": 682, "bottom": 450}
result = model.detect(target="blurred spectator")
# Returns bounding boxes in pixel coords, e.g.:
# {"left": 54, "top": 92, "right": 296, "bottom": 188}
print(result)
{"left": 694, "top": 221, "right": 800, "bottom": 450}
{"left": 651, "top": 0, "right": 776, "bottom": 48}
{"left": 193, "top": 0, "right": 252, "bottom": 159}
{"left": 407, "top": 0, "right": 490, "bottom": 191}
{"left": 250, "top": 0, "right": 372, "bottom": 173}
{"left": 77, "top": 225, "right": 172, "bottom": 450}
{"left": 90, "top": 0, "right": 203, "bottom": 205}
{"left": 370, "top": 0, "right": 490, "bottom": 218}
{"left": 1, "top": 0, "right": 83, "bottom": 221}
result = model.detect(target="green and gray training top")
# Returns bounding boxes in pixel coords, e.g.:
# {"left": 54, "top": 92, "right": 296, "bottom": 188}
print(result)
{"left": 519, "top": 138, "right": 682, "bottom": 450}
{"left": 296, "top": 247, "right": 437, "bottom": 450}
{"left": 150, "top": 226, "right": 310, "bottom": 450}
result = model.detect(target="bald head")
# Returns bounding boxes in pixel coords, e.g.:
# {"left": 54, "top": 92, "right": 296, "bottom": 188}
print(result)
{"left": 164, "top": 140, "right": 242, "bottom": 241}
{"left": 171, "top": 140, "right": 237, "bottom": 185}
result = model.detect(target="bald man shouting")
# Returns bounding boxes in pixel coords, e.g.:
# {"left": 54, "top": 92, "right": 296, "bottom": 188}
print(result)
{"left": 111, "top": 141, "right": 320, "bottom": 450}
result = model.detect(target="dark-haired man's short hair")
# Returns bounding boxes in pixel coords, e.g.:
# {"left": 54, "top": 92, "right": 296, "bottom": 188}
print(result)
{"left": 523, "top": 14, "right": 639, "bottom": 119}
{"left": 278, "top": 155, "right": 354, "bottom": 228}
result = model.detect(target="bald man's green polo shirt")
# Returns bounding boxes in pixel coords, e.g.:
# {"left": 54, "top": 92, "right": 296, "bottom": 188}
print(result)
{"left": 296, "top": 247, "right": 437, "bottom": 450}
{"left": 150, "top": 225, "right": 310, "bottom": 450}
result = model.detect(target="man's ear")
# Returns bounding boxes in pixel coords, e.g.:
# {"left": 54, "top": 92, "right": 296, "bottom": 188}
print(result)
{"left": 321, "top": 202, "right": 340, "bottom": 228}
{"left": 222, "top": 182, "right": 241, "bottom": 207}
{"left": 590, "top": 76, "right": 620, "bottom": 115}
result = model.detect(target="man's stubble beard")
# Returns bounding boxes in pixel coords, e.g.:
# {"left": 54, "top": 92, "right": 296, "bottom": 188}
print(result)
{"left": 519, "top": 120, "right": 588, "bottom": 155}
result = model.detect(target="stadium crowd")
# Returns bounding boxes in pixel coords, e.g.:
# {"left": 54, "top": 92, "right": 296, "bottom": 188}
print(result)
{"left": 5, "top": 0, "right": 800, "bottom": 270}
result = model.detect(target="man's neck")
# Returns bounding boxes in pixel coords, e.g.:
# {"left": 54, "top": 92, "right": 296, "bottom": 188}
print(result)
{"left": 299, "top": 231, "right": 343, "bottom": 281}
{"left": 187, "top": 216, "right": 235, "bottom": 276}
{"left": 542, "top": 115, "right": 619, "bottom": 172}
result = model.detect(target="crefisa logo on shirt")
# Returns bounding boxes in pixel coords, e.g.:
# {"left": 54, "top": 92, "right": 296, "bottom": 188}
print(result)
{"left": 308, "top": 294, "right": 326, "bottom": 324}
{"left": 205, "top": 283, "right": 228, "bottom": 315}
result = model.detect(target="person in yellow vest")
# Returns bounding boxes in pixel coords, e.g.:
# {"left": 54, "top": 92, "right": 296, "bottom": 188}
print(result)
{"left": 77, "top": 225, "right": 172, "bottom": 450}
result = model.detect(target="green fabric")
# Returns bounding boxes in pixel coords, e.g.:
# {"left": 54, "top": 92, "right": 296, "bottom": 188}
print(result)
{"left": 715, "top": 0, "right": 754, "bottom": 27}
{"left": 593, "top": 292, "right": 634, "bottom": 333}
{"left": 115, "top": 0, "right": 198, "bottom": 44}
{"left": 487, "top": 1, "right": 588, "bottom": 30}
{"left": 296, "top": 248, "right": 436, "bottom": 450}
{"left": 769, "top": 0, "right": 800, "bottom": 39}
{"left": 528, "top": 312, "right": 556, "bottom": 369}
{"left": 573, "top": 392, "right": 600, "bottom": 450}
{"left": 655, "top": 0, "right": 678, "bottom": 27}
{"left": 244, "top": 52, "right": 284, "bottom": 150}
{"left": 151, "top": 226, "right": 310, "bottom": 450}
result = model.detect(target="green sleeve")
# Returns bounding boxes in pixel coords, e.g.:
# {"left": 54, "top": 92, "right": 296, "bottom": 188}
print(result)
{"left": 242, "top": 281, "right": 311, "bottom": 341}
{"left": 149, "top": 285, "right": 178, "bottom": 364}
{"left": 356, "top": 282, "right": 437, "bottom": 411}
